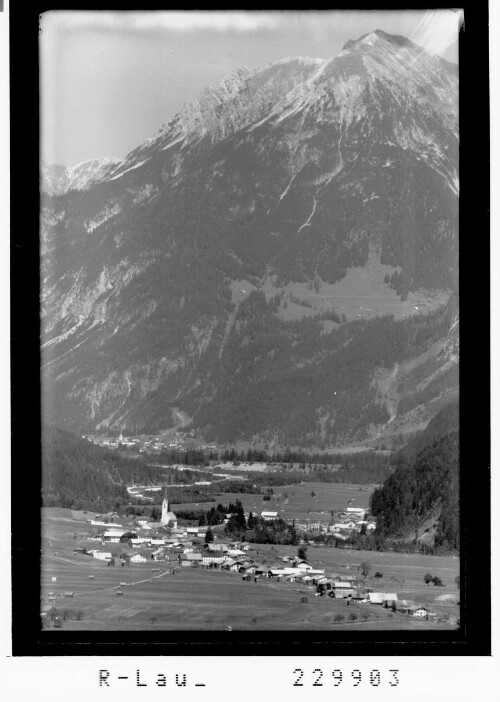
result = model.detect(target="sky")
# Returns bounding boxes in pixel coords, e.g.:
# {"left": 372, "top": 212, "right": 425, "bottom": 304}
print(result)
{"left": 40, "top": 10, "right": 463, "bottom": 167}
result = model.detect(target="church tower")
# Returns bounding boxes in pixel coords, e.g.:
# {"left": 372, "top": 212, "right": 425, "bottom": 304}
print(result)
{"left": 161, "top": 486, "right": 177, "bottom": 528}
{"left": 161, "top": 487, "right": 169, "bottom": 524}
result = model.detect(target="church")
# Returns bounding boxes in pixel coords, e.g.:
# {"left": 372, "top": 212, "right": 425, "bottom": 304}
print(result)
{"left": 161, "top": 487, "right": 177, "bottom": 529}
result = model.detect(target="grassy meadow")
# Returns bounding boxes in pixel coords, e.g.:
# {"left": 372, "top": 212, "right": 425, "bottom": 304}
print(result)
{"left": 41, "top": 508, "right": 459, "bottom": 631}
{"left": 172, "top": 482, "right": 374, "bottom": 523}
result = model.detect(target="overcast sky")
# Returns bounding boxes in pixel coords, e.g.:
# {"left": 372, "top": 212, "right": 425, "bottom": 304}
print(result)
{"left": 40, "top": 10, "right": 463, "bottom": 167}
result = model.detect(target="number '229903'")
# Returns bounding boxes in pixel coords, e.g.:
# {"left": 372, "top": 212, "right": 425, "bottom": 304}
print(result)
{"left": 292, "top": 668, "right": 399, "bottom": 687}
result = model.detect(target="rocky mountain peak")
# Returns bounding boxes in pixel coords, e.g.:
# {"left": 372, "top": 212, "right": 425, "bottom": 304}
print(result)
{"left": 41, "top": 33, "right": 459, "bottom": 440}
{"left": 342, "top": 29, "right": 413, "bottom": 53}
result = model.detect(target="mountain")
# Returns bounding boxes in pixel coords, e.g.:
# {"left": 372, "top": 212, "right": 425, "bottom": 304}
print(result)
{"left": 369, "top": 401, "right": 459, "bottom": 549}
{"left": 40, "top": 31, "right": 459, "bottom": 446}
{"left": 41, "top": 157, "right": 122, "bottom": 195}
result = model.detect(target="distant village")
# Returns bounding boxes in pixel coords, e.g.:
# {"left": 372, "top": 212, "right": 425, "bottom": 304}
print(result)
{"left": 88, "top": 430, "right": 211, "bottom": 454}
{"left": 59, "top": 488, "right": 440, "bottom": 622}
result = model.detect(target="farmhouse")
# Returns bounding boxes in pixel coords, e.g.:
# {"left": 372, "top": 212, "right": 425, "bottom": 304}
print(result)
{"left": 103, "top": 529, "right": 126, "bottom": 538}
{"left": 130, "top": 538, "right": 151, "bottom": 547}
{"left": 202, "top": 555, "right": 226, "bottom": 566}
{"left": 261, "top": 511, "right": 278, "bottom": 521}
{"left": 268, "top": 568, "right": 299, "bottom": 577}
{"left": 207, "top": 543, "right": 229, "bottom": 553}
{"left": 396, "top": 600, "right": 417, "bottom": 615}
{"left": 179, "top": 553, "right": 203, "bottom": 566}
{"left": 382, "top": 593, "right": 399, "bottom": 606}
{"left": 130, "top": 553, "right": 147, "bottom": 563}
{"left": 413, "top": 607, "right": 429, "bottom": 618}
{"left": 296, "top": 560, "right": 313, "bottom": 571}
{"left": 92, "top": 551, "right": 113, "bottom": 561}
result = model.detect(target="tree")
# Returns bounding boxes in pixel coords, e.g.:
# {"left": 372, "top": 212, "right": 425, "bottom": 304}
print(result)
{"left": 360, "top": 561, "right": 371, "bottom": 577}
{"left": 150, "top": 506, "right": 161, "bottom": 522}
{"left": 311, "top": 491, "right": 316, "bottom": 498}
{"left": 297, "top": 545, "right": 308, "bottom": 561}
{"left": 424, "top": 573, "right": 433, "bottom": 585}
{"left": 374, "top": 571, "right": 383, "bottom": 579}
{"left": 120, "top": 531, "right": 136, "bottom": 543}
{"left": 432, "top": 576, "right": 444, "bottom": 587}
{"left": 247, "top": 512, "right": 257, "bottom": 529}
{"left": 205, "top": 527, "right": 214, "bottom": 543}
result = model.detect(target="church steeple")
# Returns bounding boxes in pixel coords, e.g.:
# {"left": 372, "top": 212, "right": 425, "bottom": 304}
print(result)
{"left": 161, "top": 486, "right": 176, "bottom": 527}
{"left": 163, "top": 486, "right": 169, "bottom": 507}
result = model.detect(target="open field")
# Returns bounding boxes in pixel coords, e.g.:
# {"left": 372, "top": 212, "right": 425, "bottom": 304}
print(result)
{"left": 230, "top": 271, "right": 449, "bottom": 323}
{"left": 41, "top": 509, "right": 459, "bottom": 631}
{"left": 172, "top": 482, "right": 374, "bottom": 523}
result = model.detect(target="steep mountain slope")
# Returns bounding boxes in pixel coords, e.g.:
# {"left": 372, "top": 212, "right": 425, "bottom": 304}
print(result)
{"left": 41, "top": 157, "right": 122, "bottom": 195}
{"left": 370, "top": 401, "right": 459, "bottom": 549}
{"left": 40, "top": 31, "right": 459, "bottom": 444}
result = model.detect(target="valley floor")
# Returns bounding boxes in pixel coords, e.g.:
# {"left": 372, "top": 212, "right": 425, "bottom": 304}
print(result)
{"left": 41, "top": 508, "right": 459, "bottom": 632}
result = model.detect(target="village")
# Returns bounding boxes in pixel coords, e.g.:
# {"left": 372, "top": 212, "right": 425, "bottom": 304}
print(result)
{"left": 41, "top": 488, "right": 452, "bottom": 626}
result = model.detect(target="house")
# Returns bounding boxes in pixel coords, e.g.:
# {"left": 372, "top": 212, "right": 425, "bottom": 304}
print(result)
{"left": 268, "top": 567, "right": 300, "bottom": 577}
{"left": 93, "top": 551, "right": 113, "bottom": 561}
{"left": 179, "top": 553, "right": 203, "bottom": 566}
{"left": 382, "top": 593, "right": 399, "bottom": 606}
{"left": 208, "top": 543, "right": 229, "bottom": 552}
{"left": 413, "top": 607, "right": 429, "bottom": 618}
{"left": 130, "top": 537, "right": 151, "bottom": 547}
{"left": 351, "top": 589, "right": 368, "bottom": 600}
{"left": 130, "top": 553, "right": 147, "bottom": 564}
{"left": 261, "top": 511, "right": 278, "bottom": 521}
{"left": 227, "top": 549, "right": 245, "bottom": 557}
{"left": 202, "top": 555, "right": 226, "bottom": 566}
{"left": 333, "top": 581, "right": 354, "bottom": 591}
{"left": 396, "top": 600, "right": 417, "bottom": 614}
{"left": 368, "top": 592, "right": 385, "bottom": 605}
{"left": 103, "top": 529, "right": 126, "bottom": 538}
{"left": 296, "top": 560, "right": 313, "bottom": 571}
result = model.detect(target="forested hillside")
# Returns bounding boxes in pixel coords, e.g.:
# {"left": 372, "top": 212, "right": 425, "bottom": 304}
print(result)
{"left": 42, "top": 426, "right": 215, "bottom": 510}
{"left": 369, "top": 402, "right": 459, "bottom": 549}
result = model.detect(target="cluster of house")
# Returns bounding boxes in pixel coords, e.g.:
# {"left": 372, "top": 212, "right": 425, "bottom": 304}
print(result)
{"left": 289, "top": 506, "right": 376, "bottom": 537}
{"left": 88, "top": 431, "right": 187, "bottom": 453}
{"left": 74, "top": 522, "right": 441, "bottom": 622}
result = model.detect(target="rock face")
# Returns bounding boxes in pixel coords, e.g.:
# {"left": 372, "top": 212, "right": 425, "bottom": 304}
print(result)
{"left": 41, "top": 31, "right": 459, "bottom": 444}
{"left": 41, "top": 157, "right": 122, "bottom": 195}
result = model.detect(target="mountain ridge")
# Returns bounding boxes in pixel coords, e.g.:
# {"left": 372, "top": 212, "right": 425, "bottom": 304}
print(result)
{"left": 40, "top": 31, "right": 459, "bottom": 444}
